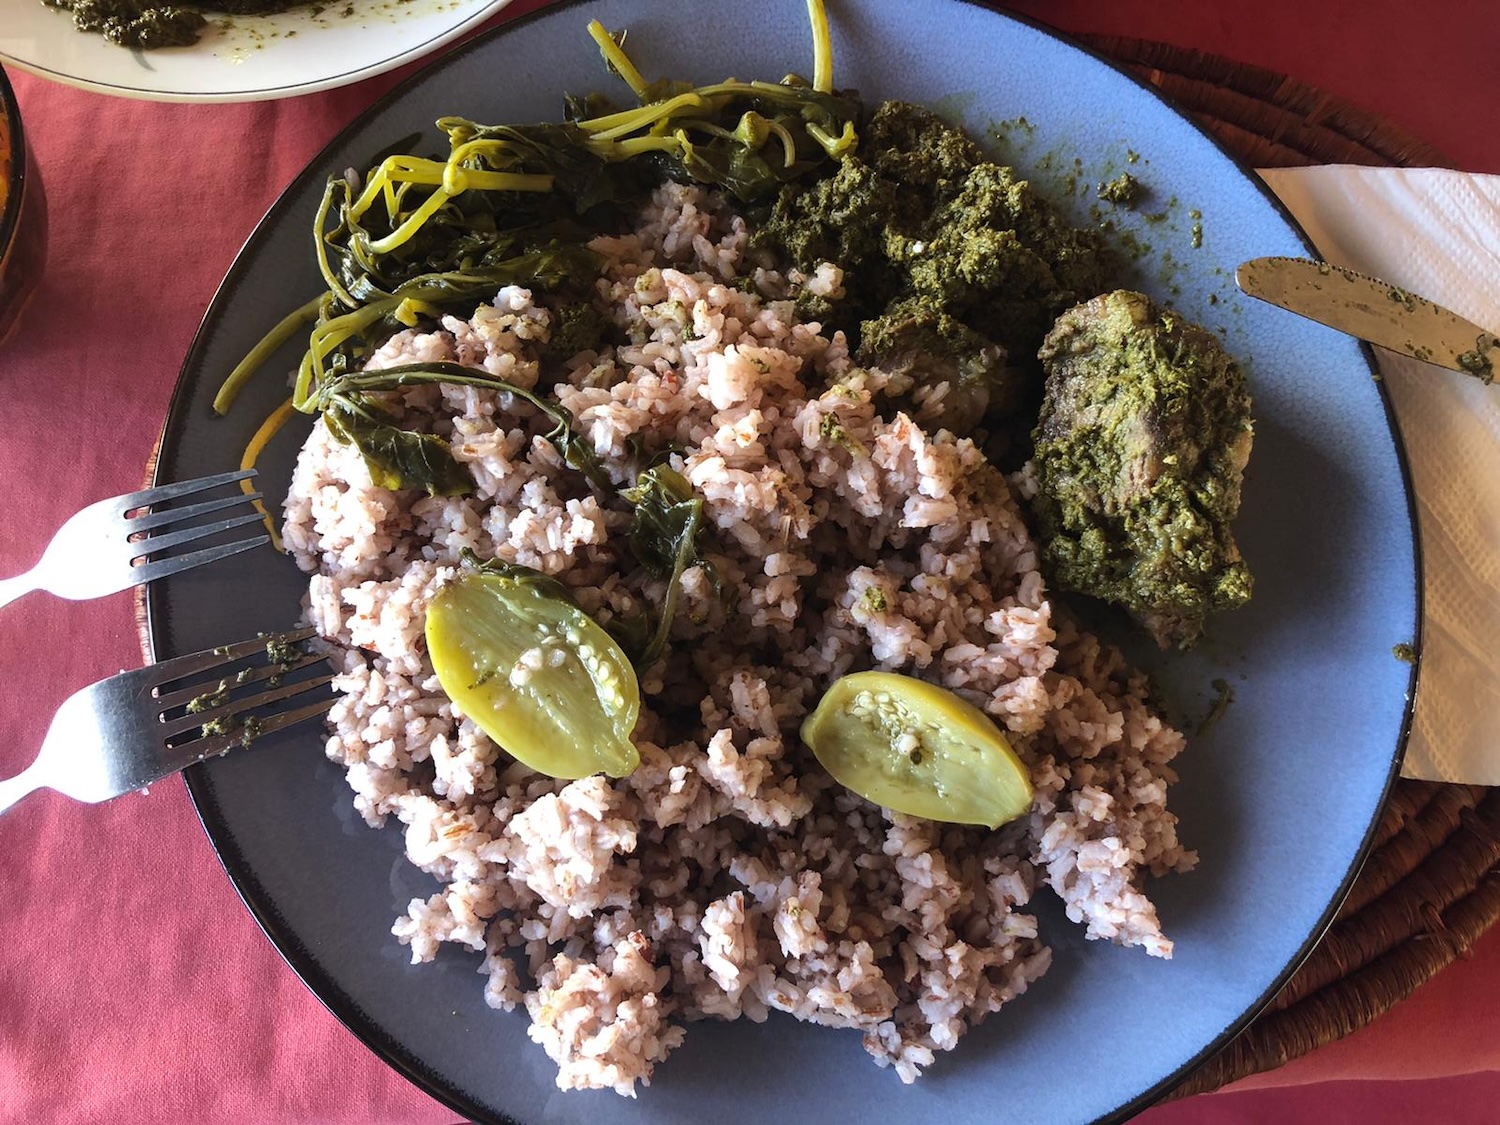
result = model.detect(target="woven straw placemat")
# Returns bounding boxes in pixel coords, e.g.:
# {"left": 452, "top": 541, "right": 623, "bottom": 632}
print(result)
{"left": 135, "top": 31, "right": 1500, "bottom": 1104}
{"left": 1074, "top": 35, "right": 1500, "bottom": 1098}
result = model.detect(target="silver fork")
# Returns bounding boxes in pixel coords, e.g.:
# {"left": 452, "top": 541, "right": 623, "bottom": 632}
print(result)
{"left": 0, "top": 627, "right": 336, "bottom": 815}
{"left": 0, "top": 468, "right": 271, "bottom": 610}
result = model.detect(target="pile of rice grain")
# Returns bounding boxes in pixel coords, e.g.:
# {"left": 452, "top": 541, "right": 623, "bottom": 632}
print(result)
{"left": 282, "top": 181, "right": 1195, "bottom": 1096}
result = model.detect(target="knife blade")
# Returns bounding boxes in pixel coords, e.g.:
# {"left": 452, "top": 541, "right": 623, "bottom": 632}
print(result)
{"left": 1236, "top": 256, "right": 1497, "bottom": 383}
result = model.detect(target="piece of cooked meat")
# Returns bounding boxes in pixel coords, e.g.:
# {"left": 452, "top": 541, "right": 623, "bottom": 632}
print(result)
{"left": 1028, "top": 289, "right": 1253, "bottom": 648}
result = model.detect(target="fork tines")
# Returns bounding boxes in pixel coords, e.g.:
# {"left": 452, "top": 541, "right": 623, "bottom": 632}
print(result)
{"left": 125, "top": 469, "right": 271, "bottom": 582}
{"left": 152, "top": 626, "right": 336, "bottom": 760}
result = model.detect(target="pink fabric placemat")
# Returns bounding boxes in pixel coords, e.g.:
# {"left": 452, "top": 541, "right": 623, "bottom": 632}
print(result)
{"left": 0, "top": 55, "right": 459, "bottom": 1125}
{"left": 0, "top": 4, "right": 1496, "bottom": 1121}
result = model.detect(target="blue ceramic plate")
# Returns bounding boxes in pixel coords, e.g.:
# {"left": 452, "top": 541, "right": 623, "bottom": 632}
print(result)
{"left": 148, "top": 2, "right": 1420, "bottom": 1122}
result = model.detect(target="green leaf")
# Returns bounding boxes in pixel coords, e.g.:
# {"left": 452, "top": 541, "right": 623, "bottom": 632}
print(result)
{"left": 611, "top": 463, "right": 719, "bottom": 667}
{"left": 457, "top": 547, "right": 577, "bottom": 602}
{"left": 620, "top": 464, "right": 702, "bottom": 578}
{"left": 324, "top": 399, "right": 474, "bottom": 497}
{"left": 564, "top": 91, "right": 619, "bottom": 123}
{"left": 328, "top": 361, "right": 621, "bottom": 497}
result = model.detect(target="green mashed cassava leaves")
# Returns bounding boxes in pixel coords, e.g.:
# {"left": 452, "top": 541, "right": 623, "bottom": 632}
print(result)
{"left": 751, "top": 100, "right": 1114, "bottom": 437}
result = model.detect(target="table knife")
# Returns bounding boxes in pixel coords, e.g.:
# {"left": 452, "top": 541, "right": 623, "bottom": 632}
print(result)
{"left": 1236, "top": 256, "right": 1497, "bottom": 382}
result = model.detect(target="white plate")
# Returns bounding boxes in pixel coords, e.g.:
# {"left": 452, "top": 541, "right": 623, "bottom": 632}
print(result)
{"left": 0, "top": 0, "right": 512, "bottom": 103}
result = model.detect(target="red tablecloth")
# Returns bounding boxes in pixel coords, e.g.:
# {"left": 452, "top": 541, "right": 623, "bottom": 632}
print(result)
{"left": 1, "top": 2, "right": 1497, "bottom": 1122}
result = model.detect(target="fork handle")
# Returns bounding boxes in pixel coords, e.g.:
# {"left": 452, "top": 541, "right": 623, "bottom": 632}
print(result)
{"left": 0, "top": 569, "right": 41, "bottom": 611}
{"left": 0, "top": 763, "right": 44, "bottom": 816}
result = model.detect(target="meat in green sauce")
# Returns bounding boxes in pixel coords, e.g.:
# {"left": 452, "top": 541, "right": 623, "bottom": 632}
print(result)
{"left": 1028, "top": 289, "right": 1254, "bottom": 648}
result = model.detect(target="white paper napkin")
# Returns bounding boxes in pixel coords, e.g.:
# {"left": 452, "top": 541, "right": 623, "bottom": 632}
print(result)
{"left": 1257, "top": 166, "right": 1500, "bottom": 785}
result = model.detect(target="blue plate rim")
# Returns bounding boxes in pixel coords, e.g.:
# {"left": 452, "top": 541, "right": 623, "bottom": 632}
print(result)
{"left": 145, "top": 3, "right": 1424, "bottom": 1121}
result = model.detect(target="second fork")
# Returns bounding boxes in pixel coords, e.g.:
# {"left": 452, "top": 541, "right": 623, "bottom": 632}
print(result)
{"left": 0, "top": 468, "right": 271, "bottom": 610}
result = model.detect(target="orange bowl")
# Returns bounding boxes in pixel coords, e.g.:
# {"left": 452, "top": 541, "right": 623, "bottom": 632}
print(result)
{"left": 0, "top": 67, "right": 47, "bottom": 348}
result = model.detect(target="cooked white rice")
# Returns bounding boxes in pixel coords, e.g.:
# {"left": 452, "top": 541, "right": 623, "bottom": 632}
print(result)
{"left": 282, "top": 181, "right": 1195, "bottom": 1096}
